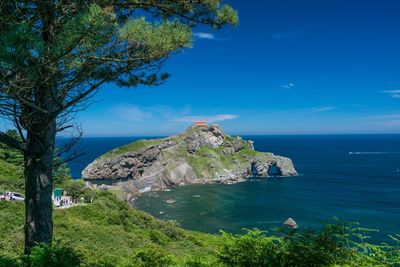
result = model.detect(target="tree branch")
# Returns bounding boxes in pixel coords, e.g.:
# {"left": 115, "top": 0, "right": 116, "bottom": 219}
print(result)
{"left": 0, "top": 131, "right": 26, "bottom": 152}
{"left": 56, "top": 79, "right": 107, "bottom": 116}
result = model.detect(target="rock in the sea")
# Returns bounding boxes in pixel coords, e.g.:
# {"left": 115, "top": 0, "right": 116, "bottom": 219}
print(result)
{"left": 82, "top": 125, "right": 298, "bottom": 198}
{"left": 283, "top": 218, "right": 298, "bottom": 229}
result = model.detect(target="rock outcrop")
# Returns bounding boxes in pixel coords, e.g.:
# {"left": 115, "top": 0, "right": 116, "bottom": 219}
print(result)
{"left": 283, "top": 218, "right": 298, "bottom": 229}
{"left": 82, "top": 125, "right": 297, "bottom": 197}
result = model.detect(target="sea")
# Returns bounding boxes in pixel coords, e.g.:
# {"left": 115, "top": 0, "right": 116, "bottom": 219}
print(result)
{"left": 63, "top": 134, "right": 400, "bottom": 241}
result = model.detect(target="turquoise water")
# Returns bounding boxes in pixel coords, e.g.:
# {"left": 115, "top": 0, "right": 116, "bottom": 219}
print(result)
{"left": 65, "top": 135, "right": 400, "bottom": 241}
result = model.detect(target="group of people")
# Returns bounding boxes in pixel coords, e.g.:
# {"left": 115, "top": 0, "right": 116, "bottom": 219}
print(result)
{"left": 59, "top": 198, "right": 72, "bottom": 207}
{"left": 0, "top": 192, "right": 24, "bottom": 202}
{"left": 0, "top": 194, "right": 11, "bottom": 201}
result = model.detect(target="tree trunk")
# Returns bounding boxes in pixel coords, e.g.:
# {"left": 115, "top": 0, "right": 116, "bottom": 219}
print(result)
{"left": 24, "top": 120, "right": 56, "bottom": 253}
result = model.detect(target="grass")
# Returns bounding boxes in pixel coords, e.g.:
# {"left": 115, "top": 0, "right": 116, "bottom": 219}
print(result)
{"left": 53, "top": 192, "right": 220, "bottom": 265}
{"left": 181, "top": 144, "right": 268, "bottom": 178}
{"left": 1, "top": 194, "right": 399, "bottom": 266}
{"left": 0, "top": 138, "right": 223, "bottom": 265}
{"left": 0, "top": 159, "right": 24, "bottom": 193}
{"left": 0, "top": 191, "right": 220, "bottom": 266}
{"left": 99, "top": 138, "right": 164, "bottom": 159}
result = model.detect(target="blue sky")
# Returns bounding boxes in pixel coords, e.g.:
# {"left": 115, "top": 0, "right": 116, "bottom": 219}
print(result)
{"left": 78, "top": 0, "right": 400, "bottom": 136}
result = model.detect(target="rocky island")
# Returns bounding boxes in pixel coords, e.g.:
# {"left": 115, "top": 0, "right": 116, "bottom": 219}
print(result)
{"left": 82, "top": 125, "right": 297, "bottom": 198}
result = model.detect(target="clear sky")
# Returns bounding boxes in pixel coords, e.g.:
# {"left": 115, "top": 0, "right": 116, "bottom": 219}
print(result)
{"left": 77, "top": 0, "right": 400, "bottom": 136}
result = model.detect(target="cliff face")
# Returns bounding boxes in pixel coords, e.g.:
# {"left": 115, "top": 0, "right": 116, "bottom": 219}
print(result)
{"left": 82, "top": 125, "right": 297, "bottom": 195}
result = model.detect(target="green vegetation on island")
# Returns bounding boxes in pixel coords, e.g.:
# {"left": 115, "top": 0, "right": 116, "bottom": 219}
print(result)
{"left": 82, "top": 125, "right": 295, "bottom": 198}
{"left": 100, "top": 139, "right": 165, "bottom": 160}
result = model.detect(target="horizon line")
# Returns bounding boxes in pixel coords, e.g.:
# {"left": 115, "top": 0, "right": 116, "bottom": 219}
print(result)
{"left": 57, "top": 132, "right": 400, "bottom": 138}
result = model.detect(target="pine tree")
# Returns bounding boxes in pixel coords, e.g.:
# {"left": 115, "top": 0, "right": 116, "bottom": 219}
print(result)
{"left": 0, "top": 0, "right": 237, "bottom": 253}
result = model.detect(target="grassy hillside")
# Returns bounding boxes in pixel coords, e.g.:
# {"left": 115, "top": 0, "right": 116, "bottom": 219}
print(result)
{"left": 0, "top": 131, "right": 24, "bottom": 193}
{"left": 0, "top": 191, "right": 220, "bottom": 266}
{"left": 1, "top": 190, "right": 399, "bottom": 266}
{"left": 0, "top": 159, "right": 24, "bottom": 193}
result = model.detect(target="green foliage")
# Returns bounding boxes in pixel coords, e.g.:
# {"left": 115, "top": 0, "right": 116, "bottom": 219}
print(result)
{"left": 0, "top": 191, "right": 399, "bottom": 266}
{"left": 0, "top": 255, "right": 20, "bottom": 267}
{"left": 119, "top": 246, "right": 177, "bottom": 267}
{"left": 216, "top": 5, "right": 239, "bottom": 27}
{"left": 217, "top": 222, "right": 400, "bottom": 267}
{"left": 1, "top": 0, "right": 238, "bottom": 94}
{"left": 325, "top": 221, "right": 400, "bottom": 266}
{"left": 82, "top": 187, "right": 97, "bottom": 203}
{"left": 185, "top": 148, "right": 216, "bottom": 178}
{"left": 100, "top": 138, "right": 164, "bottom": 159}
{"left": 0, "top": 130, "right": 24, "bottom": 193}
{"left": 0, "top": 130, "right": 23, "bottom": 166}
{"left": 0, "top": 22, "right": 44, "bottom": 71}
{"left": 119, "top": 18, "right": 192, "bottom": 60}
{"left": 25, "top": 243, "right": 81, "bottom": 267}
{"left": 184, "top": 144, "right": 264, "bottom": 178}
{"left": 277, "top": 227, "right": 353, "bottom": 266}
{"left": 52, "top": 156, "right": 73, "bottom": 188}
{"left": 217, "top": 229, "right": 281, "bottom": 267}
{"left": 50, "top": 192, "right": 219, "bottom": 266}
{"left": 0, "top": 201, "right": 24, "bottom": 255}
{"left": 0, "top": 129, "right": 75, "bottom": 192}
{"left": 0, "top": 154, "right": 73, "bottom": 194}
{"left": 184, "top": 257, "right": 215, "bottom": 267}
{"left": 62, "top": 179, "right": 86, "bottom": 202}
{"left": 55, "top": 4, "right": 116, "bottom": 56}
{"left": 0, "top": 159, "right": 24, "bottom": 193}
{"left": 0, "top": 189, "right": 220, "bottom": 266}
{"left": 1, "top": 160, "right": 399, "bottom": 266}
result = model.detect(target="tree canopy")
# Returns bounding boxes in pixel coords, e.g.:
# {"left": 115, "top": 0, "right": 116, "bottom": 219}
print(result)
{"left": 0, "top": 1, "right": 238, "bottom": 146}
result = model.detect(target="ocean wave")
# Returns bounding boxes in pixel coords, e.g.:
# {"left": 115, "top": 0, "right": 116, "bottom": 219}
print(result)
{"left": 348, "top": 152, "right": 400, "bottom": 155}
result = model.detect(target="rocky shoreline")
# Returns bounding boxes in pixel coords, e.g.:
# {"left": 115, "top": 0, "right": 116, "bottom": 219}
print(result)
{"left": 82, "top": 125, "right": 298, "bottom": 200}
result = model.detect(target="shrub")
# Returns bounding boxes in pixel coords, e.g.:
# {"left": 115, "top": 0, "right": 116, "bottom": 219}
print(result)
{"left": 184, "top": 256, "right": 216, "bottom": 267}
{"left": 83, "top": 188, "right": 97, "bottom": 203}
{"left": 63, "top": 179, "right": 86, "bottom": 202}
{"left": 158, "top": 220, "right": 186, "bottom": 240}
{"left": 25, "top": 243, "right": 81, "bottom": 267}
{"left": 278, "top": 227, "right": 353, "bottom": 267}
{"left": 0, "top": 130, "right": 23, "bottom": 166}
{"left": 0, "top": 254, "right": 20, "bottom": 267}
{"left": 52, "top": 156, "right": 73, "bottom": 188}
{"left": 217, "top": 229, "right": 282, "bottom": 267}
{"left": 118, "top": 246, "right": 177, "bottom": 267}
{"left": 216, "top": 221, "right": 400, "bottom": 267}
{"left": 149, "top": 230, "right": 171, "bottom": 245}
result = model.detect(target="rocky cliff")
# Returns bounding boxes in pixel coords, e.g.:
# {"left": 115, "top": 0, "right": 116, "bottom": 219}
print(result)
{"left": 82, "top": 125, "right": 297, "bottom": 196}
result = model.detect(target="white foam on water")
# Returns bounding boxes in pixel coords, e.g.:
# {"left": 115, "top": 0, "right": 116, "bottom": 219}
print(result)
{"left": 348, "top": 152, "right": 398, "bottom": 155}
{"left": 139, "top": 187, "right": 152, "bottom": 193}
